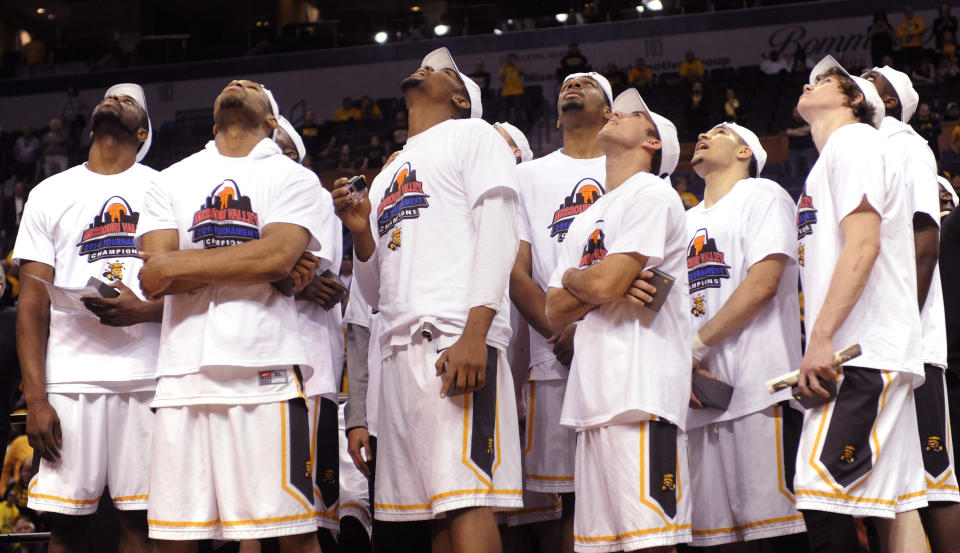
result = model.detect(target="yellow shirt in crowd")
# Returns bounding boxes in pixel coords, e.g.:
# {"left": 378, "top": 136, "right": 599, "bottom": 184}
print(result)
{"left": 499, "top": 64, "right": 524, "bottom": 97}
{"left": 899, "top": 17, "right": 925, "bottom": 48}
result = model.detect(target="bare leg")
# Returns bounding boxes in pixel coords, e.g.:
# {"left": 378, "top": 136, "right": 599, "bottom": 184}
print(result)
{"left": 499, "top": 523, "right": 533, "bottom": 553}
{"left": 48, "top": 514, "right": 90, "bottom": 553}
{"left": 277, "top": 531, "right": 322, "bottom": 553}
{"left": 447, "top": 507, "right": 502, "bottom": 553}
{"left": 153, "top": 541, "right": 198, "bottom": 553}
{"left": 433, "top": 518, "right": 454, "bottom": 553}
{"left": 559, "top": 493, "right": 574, "bottom": 553}
{"left": 920, "top": 502, "right": 960, "bottom": 553}
{"left": 529, "top": 520, "right": 561, "bottom": 553}
{"left": 873, "top": 509, "right": 928, "bottom": 553}
{"left": 238, "top": 540, "right": 262, "bottom": 553}
{"left": 116, "top": 510, "right": 152, "bottom": 553}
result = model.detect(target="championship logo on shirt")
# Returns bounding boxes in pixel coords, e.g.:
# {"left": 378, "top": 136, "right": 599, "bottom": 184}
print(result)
{"left": 549, "top": 178, "right": 604, "bottom": 242}
{"left": 579, "top": 221, "right": 607, "bottom": 267}
{"left": 687, "top": 228, "right": 730, "bottom": 292}
{"left": 189, "top": 179, "right": 260, "bottom": 249}
{"left": 376, "top": 162, "right": 430, "bottom": 237}
{"left": 77, "top": 196, "right": 140, "bottom": 262}
{"left": 797, "top": 192, "right": 818, "bottom": 239}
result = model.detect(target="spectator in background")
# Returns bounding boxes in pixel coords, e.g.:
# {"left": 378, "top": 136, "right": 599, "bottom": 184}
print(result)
{"left": 12, "top": 127, "right": 39, "bottom": 184}
{"left": 899, "top": 5, "right": 926, "bottom": 71}
{"left": 934, "top": 3, "right": 958, "bottom": 50}
{"left": 914, "top": 55, "right": 938, "bottom": 83}
{"left": 723, "top": 88, "right": 742, "bottom": 122}
{"left": 40, "top": 119, "right": 69, "bottom": 178}
{"left": 5, "top": 459, "right": 31, "bottom": 522}
{"left": 0, "top": 431, "right": 31, "bottom": 492}
{"left": 336, "top": 143, "right": 356, "bottom": 171}
{"left": 499, "top": 53, "right": 525, "bottom": 126}
{"left": 942, "top": 123, "right": 960, "bottom": 176}
{"left": 469, "top": 60, "right": 491, "bottom": 91}
{"left": 314, "top": 136, "right": 338, "bottom": 170}
{"left": 938, "top": 31, "right": 959, "bottom": 79}
{"left": 784, "top": 107, "right": 817, "bottom": 177}
{"left": 869, "top": 11, "right": 896, "bottom": 67}
{"left": 791, "top": 45, "right": 812, "bottom": 73}
{"left": 60, "top": 85, "right": 85, "bottom": 155}
{"left": 680, "top": 49, "right": 705, "bottom": 83}
{"left": 673, "top": 174, "right": 699, "bottom": 209}
{"left": 0, "top": 492, "right": 18, "bottom": 534}
{"left": 12, "top": 516, "right": 41, "bottom": 553}
{"left": 333, "top": 97, "right": 360, "bottom": 122}
{"left": 602, "top": 61, "right": 628, "bottom": 95}
{"left": 297, "top": 109, "right": 322, "bottom": 156}
{"left": 20, "top": 37, "right": 45, "bottom": 75}
{"left": 686, "top": 81, "right": 708, "bottom": 140}
{"left": 946, "top": 101, "right": 960, "bottom": 122}
{"left": 627, "top": 57, "right": 654, "bottom": 88}
{"left": 557, "top": 43, "right": 590, "bottom": 81}
{"left": 360, "top": 135, "right": 386, "bottom": 170}
{"left": 760, "top": 49, "right": 790, "bottom": 75}
{"left": 357, "top": 95, "right": 382, "bottom": 120}
{"left": 913, "top": 102, "right": 943, "bottom": 163}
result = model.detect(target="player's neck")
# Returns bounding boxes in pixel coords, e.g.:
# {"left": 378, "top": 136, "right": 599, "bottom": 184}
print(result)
{"left": 560, "top": 114, "right": 605, "bottom": 159}
{"left": 702, "top": 165, "right": 747, "bottom": 208}
{"left": 214, "top": 124, "right": 269, "bottom": 158}
{"left": 407, "top": 104, "right": 454, "bottom": 140}
{"left": 604, "top": 148, "right": 650, "bottom": 192}
{"left": 87, "top": 134, "right": 137, "bottom": 175}
{"left": 809, "top": 111, "right": 858, "bottom": 152}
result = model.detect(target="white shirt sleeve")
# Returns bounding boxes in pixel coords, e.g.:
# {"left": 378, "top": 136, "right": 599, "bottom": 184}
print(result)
{"left": 134, "top": 176, "right": 178, "bottom": 249}
{"left": 831, "top": 136, "right": 886, "bottom": 222}
{"left": 605, "top": 187, "right": 669, "bottom": 267}
{"left": 516, "top": 168, "right": 533, "bottom": 244}
{"left": 354, "top": 253, "right": 380, "bottom": 311}
{"left": 460, "top": 122, "right": 520, "bottom": 208}
{"left": 907, "top": 144, "right": 941, "bottom": 226}
{"left": 13, "top": 191, "right": 55, "bottom": 266}
{"left": 547, "top": 228, "right": 580, "bottom": 290}
{"left": 468, "top": 188, "right": 519, "bottom": 310}
{"left": 259, "top": 166, "right": 326, "bottom": 252}
{"left": 743, "top": 184, "right": 799, "bottom": 267}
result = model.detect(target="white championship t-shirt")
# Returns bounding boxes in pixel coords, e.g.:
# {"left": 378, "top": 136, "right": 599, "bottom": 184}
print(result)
{"left": 548, "top": 172, "right": 691, "bottom": 431}
{"left": 880, "top": 117, "right": 947, "bottom": 369}
{"left": 135, "top": 139, "right": 326, "bottom": 389}
{"left": 367, "top": 118, "right": 519, "bottom": 354}
{"left": 14, "top": 162, "right": 162, "bottom": 392}
{"left": 517, "top": 150, "right": 606, "bottom": 379}
{"left": 300, "top": 187, "right": 345, "bottom": 399}
{"left": 342, "top": 278, "right": 382, "bottom": 437}
{"left": 684, "top": 178, "right": 800, "bottom": 429}
{"left": 797, "top": 123, "right": 923, "bottom": 380}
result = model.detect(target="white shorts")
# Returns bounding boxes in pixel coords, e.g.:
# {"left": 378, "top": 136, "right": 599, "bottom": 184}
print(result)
{"left": 574, "top": 420, "right": 692, "bottom": 553}
{"left": 915, "top": 365, "right": 960, "bottom": 503}
{"left": 498, "top": 489, "right": 562, "bottom": 528}
{"left": 309, "top": 396, "right": 341, "bottom": 531}
{"left": 147, "top": 399, "right": 318, "bottom": 540}
{"left": 338, "top": 402, "right": 372, "bottom": 537}
{"left": 794, "top": 367, "right": 928, "bottom": 518}
{"left": 524, "top": 373, "right": 576, "bottom": 494}
{"left": 688, "top": 405, "right": 806, "bottom": 546}
{"left": 28, "top": 392, "right": 154, "bottom": 515}
{"left": 374, "top": 334, "right": 523, "bottom": 521}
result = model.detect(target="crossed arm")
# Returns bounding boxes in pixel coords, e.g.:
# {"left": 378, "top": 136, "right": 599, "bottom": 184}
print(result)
{"left": 544, "top": 252, "right": 649, "bottom": 332}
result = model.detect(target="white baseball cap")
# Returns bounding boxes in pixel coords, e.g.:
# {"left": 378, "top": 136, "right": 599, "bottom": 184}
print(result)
{"left": 611, "top": 88, "right": 680, "bottom": 177}
{"left": 275, "top": 116, "right": 306, "bottom": 163}
{"left": 712, "top": 122, "right": 767, "bottom": 174}
{"left": 494, "top": 122, "right": 533, "bottom": 162}
{"left": 421, "top": 47, "right": 483, "bottom": 119}
{"left": 561, "top": 72, "right": 614, "bottom": 108}
{"left": 809, "top": 55, "right": 884, "bottom": 129}
{"left": 104, "top": 83, "right": 152, "bottom": 162}
{"left": 870, "top": 65, "right": 919, "bottom": 123}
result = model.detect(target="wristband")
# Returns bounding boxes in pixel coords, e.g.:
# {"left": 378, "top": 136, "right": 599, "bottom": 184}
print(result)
{"left": 692, "top": 331, "right": 710, "bottom": 361}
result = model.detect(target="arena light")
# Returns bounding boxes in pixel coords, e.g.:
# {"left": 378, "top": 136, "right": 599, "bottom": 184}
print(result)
{"left": 643, "top": 0, "right": 663, "bottom": 11}
{"left": 434, "top": 24, "right": 450, "bottom": 36}
{"left": 635, "top": 4, "right": 645, "bottom": 13}
{"left": 36, "top": 7, "right": 45, "bottom": 13}
{"left": 374, "top": 31, "right": 388, "bottom": 44}
{"left": 411, "top": 5, "right": 421, "bottom": 12}
{"left": 555, "top": 13, "right": 569, "bottom": 23}
{"left": 493, "top": 28, "right": 503, "bottom": 35}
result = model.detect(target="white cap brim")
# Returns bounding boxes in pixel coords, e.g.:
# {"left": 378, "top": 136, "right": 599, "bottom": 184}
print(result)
{"left": 871, "top": 65, "right": 919, "bottom": 123}
{"left": 275, "top": 116, "right": 306, "bottom": 163}
{"left": 421, "top": 47, "right": 483, "bottom": 119}
{"left": 495, "top": 122, "right": 533, "bottom": 162}
{"left": 612, "top": 88, "right": 679, "bottom": 177}
{"left": 712, "top": 122, "right": 767, "bottom": 174}
{"left": 105, "top": 83, "right": 152, "bottom": 162}
{"left": 809, "top": 55, "right": 885, "bottom": 128}
{"left": 561, "top": 72, "right": 614, "bottom": 108}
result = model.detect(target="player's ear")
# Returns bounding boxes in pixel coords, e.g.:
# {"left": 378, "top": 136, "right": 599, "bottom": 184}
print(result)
{"left": 451, "top": 93, "right": 470, "bottom": 112}
{"left": 265, "top": 114, "right": 279, "bottom": 131}
{"left": 883, "top": 96, "right": 899, "bottom": 111}
{"left": 212, "top": 123, "right": 219, "bottom": 136}
{"left": 135, "top": 126, "right": 148, "bottom": 145}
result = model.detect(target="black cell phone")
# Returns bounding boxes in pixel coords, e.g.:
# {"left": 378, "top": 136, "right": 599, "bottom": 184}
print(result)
{"left": 691, "top": 372, "right": 734, "bottom": 410}
{"left": 792, "top": 378, "right": 838, "bottom": 409}
{"left": 346, "top": 175, "right": 368, "bottom": 198}
{"left": 640, "top": 267, "right": 675, "bottom": 312}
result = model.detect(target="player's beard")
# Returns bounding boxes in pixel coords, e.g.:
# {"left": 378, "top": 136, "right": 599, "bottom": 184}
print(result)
{"left": 400, "top": 75, "right": 424, "bottom": 92}
{"left": 91, "top": 108, "right": 136, "bottom": 136}
{"left": 561, "top": 99, "right": 585, "bottom": 112}
{"left": 220, "top": 95, "right": 245, "bottom": 109}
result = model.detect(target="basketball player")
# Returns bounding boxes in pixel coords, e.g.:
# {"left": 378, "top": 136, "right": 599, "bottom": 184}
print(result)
{"left": 544, "top": 88, "right": 691, "bottom": 553}
{"left": 509, "top": 71, "right": 613, "bottom": 553}
{"left": 331, "top": 47, "right": 521, "bottom": 553}
{"left": 136, "top": 79, "right": 327, "bottom": 552}
{"left": 861, "top": 65, "right": 960, "bottom": 552}
{"left": 15, "top": 83, "right": 160, "bottom": 553}
{"left": 684, "top": 122, "right": 806, "bottom": 550}
{"left": 794, "top": 56, "right": 927, "bottom": 553}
